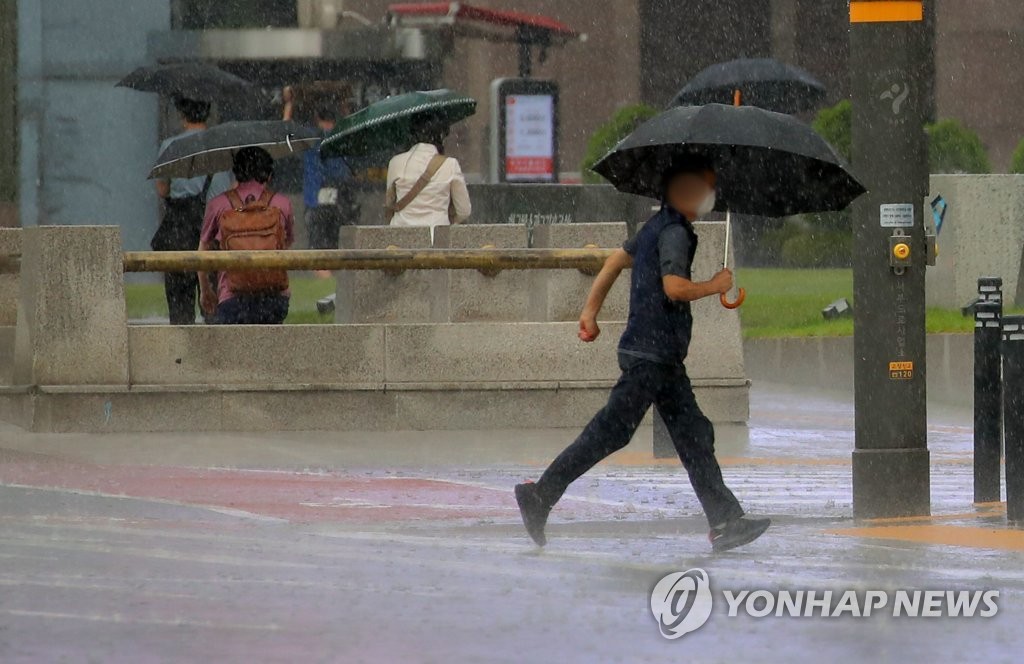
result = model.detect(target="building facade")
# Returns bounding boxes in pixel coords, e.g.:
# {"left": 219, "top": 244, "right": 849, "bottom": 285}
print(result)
{"left": 6, "top": 1, "right": 1024, "bottom": 241}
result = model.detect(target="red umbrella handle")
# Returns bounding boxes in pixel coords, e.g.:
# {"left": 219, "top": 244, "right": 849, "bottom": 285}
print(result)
{"left": 720, "top": 288, "right": 746, "bottom": 310}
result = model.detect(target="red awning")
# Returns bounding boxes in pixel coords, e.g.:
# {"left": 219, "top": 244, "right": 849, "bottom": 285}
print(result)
{"left": 387, "top": 2, "right": 580, "bottom": 40}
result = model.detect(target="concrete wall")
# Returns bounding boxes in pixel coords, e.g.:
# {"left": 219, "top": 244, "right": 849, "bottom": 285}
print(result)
{"left": 0, "top": 228, "right": 20, "bottom": 325}
{"left": 935, "top": 0, "right": 1024, "bottom": 171}
{"left": 3, "top": 223, "right": 749, "bottom": 432}
{"left": 745, "top": 334, "right": 973, "bottom": 409}
{"left": 927, "top": 175, "right": 1024, "bottom": 308}
{"left": 16, "top": 0, "right": 166, "bottom": 249}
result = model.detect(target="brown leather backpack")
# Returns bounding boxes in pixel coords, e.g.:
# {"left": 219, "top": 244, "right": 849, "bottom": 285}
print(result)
{"left": 220, "top": 188, "right": 289, "bottom": 294}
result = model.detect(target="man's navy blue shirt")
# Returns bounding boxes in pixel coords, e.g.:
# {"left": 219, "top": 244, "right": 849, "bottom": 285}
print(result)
{"left": 618, "top": 206, "right": 699, "bottom": 365}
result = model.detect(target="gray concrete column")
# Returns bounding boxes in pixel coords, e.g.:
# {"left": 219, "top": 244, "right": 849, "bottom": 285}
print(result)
{"left": 771, "top": 0, "right": 799, "bottom": 65}
{"left": 14, "top": 226, "right": 129, "bottom": 386}
{"left": 0, "top": 228, "right": 21, "bottom": 325}
{"left": 335, "top": 226, "right": 450, "bottom": 324}
{"left": 530, "top": 223, "right": 632, "bottom": 322}
{"left": 432, "top": 224, "right": 532, "bottom": 322}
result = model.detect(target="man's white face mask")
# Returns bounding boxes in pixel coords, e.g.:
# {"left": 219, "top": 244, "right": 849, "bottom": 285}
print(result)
{"left": 696, "top": 188, "right": 717, "bottom": 217}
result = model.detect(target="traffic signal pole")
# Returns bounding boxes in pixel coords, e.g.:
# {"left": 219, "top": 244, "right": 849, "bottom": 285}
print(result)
{"left": 849, "top": 1, "right": 935, "bottom": 518}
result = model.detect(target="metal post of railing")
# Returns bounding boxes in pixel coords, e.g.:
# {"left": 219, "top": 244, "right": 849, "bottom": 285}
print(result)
{"left": 974, "top": 298, "right": 1002, "bottom": 503}
{"left": 1002, "top": 315, "right": 1024, "bottom": 521}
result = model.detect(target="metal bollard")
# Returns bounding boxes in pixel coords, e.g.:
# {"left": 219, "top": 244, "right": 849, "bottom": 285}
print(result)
{"left": 978, "top": 276, "right": 1003, "bottom": 305}
{"left": 1002, "top": 315, "right": 1024, "bottom": 521}
{"left": 974, "top": 299, "right": 1002, "bottom": 503}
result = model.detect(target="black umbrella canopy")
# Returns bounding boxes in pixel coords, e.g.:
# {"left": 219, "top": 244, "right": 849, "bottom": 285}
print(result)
{"left": 593, "top": 104, "right": 865, "bottom": 218}
{"left": 118, "top": 63, "right": 253, "bottom": 100}
{"left": 149, "top": 121, "right": 321, "bottom": 180}
{"left": 672, "top": 58, "right": 826, "bottom": 114}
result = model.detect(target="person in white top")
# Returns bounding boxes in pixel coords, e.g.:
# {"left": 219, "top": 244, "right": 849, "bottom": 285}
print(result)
{"left": 386, "top": 120, "right": 472, "bottom": 229}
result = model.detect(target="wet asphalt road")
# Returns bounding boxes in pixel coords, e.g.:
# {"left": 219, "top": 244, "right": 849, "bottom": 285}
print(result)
{"left": 0, "top": 384, "right": 1020, "bottom": 663}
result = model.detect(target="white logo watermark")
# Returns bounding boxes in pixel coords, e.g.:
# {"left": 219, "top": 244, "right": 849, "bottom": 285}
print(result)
{"left": 649, "top": 568, "right": 714, "bottom": 639}
{"left": 651, "top": 569, "right": 999, "bottom": 639}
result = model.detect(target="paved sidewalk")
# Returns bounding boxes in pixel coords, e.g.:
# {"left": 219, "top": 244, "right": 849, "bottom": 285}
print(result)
{"left": 0, "top": 384, "right": 1019, "bottom": 663}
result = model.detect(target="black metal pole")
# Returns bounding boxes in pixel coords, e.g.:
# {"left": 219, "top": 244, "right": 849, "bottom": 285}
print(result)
{"left": 1002, "top": 316, "right": 1024, "bottom": 521}
{"left": 849, "top": 1, "right": 933, "bottom": 518}
{"left": 974, "top": 298, "right": 1002, "bottom": 503}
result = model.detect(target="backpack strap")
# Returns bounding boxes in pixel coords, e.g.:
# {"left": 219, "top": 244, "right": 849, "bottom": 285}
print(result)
{"left": 200, "top": 174, "right": 213, "bottom": 201}
{"left": 256, "top": 187, "right": 275, "bottom": 208}
{"left": 226, "top": 188, "right": 244, "bottom": 211}
{"left": 389, "top": 154, "right": 448, "bottom": 215}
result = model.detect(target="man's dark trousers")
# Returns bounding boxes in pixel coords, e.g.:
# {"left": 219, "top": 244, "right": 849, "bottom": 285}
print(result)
{"left": 153, "top": 194, "right": 205, "bottom": 325}
{"left": 535, "top": 354, "right": 744, "bottom": 527}
{"left": 164, "top": 272, "right": 199, "bottom": 325}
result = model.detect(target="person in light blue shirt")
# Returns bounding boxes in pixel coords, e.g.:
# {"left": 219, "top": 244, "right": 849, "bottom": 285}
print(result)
{"left": 152, "top": 97, "right": 233, "bottom": 324}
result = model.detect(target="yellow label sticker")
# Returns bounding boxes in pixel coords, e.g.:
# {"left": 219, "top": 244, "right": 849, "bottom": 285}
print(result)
{"left": 850, "top": 1, "right": 924, "bottom": 23}
{"left": 889, "top": 361, "right": 914, "bottom": 380}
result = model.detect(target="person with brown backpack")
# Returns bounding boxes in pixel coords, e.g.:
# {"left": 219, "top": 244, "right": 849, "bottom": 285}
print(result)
{"left": 198, "top": 147, "right": 295, "bottom": 325}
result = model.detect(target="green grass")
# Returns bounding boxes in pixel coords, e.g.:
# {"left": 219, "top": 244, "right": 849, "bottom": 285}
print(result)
{"left": 739, "top": 268, "right": 1011, "bottom": 338}
{"left": 125, "top": 276, "right": 336, "bottom": 324}
{"left": 738, "top": 268, "right": 854, "bottom": 338}
{"left": 126, "top": 268, "right": 998, "bottom": 336}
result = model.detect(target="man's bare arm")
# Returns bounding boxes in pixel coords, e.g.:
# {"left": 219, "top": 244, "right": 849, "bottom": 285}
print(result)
{"left": 578, "top": 248, "right": 633, "bottom": 341}
{"left": 662, "top": 269, "right": 733, "bottom": 303}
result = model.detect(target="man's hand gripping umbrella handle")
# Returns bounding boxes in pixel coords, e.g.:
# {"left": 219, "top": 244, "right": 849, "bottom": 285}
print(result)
{"left": 720, "top": 211, "right": 746, "bottom": 309}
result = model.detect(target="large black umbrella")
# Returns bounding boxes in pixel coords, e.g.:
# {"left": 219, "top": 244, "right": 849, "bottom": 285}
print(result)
{"left": 149, "top": 121, "right": 321, "bottom": 180}
{"left": 593, "top": 103, "right": 864, "bottom": 217}
{"left": 671, "top": 58, "right": 826, "bottom": 114}
{"left": 593, "top": 103, "right": 865, "bottom": 308}
{"left": 118, "top": 63, "right": 253, "bottom": 100}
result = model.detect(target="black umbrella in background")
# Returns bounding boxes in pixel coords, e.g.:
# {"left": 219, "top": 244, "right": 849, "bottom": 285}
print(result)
{"left": 118, "top": 63, "right": 254, "bottom": 101}
{"left": 149, "top": 121, "right": 321, "bottom": 180}
{"left": 593, "top": 103, "right": 865, "bottom": 308}
{"left": 671, "top": 58, "right": 826, "bottom": 115}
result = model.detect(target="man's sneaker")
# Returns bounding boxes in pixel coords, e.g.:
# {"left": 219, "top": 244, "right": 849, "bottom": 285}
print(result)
{"left": 709, "top": 516, "right": 771, "bottom": 553}
{"left": 515, "top": 482, "right": 550, "bottom": 547}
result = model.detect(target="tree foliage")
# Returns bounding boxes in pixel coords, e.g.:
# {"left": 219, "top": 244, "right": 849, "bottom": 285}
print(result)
{"left": 581, "top": 104, "right": 659, "bottom": 184}
{"left": 811, "top": 101, "right": 991, "bottom": 174}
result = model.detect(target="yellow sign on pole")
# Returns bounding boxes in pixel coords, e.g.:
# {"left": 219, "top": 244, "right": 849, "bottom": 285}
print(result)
{"left": 850, "top": 1, "right": 924, "bottom": 23}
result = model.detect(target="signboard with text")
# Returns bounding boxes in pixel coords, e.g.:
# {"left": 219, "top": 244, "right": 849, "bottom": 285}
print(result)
{"left": 490, "top": 78, "right": 559, "bottom": 183}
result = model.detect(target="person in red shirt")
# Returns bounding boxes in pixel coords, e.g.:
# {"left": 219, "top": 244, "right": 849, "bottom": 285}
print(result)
{"left": 198, "top": 147, "right": 295, "bottom": 324}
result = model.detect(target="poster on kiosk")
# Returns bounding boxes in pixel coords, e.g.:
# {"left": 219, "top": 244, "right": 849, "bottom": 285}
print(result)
{"left": 490, "top": 78, "right": 559, "bottom": 183}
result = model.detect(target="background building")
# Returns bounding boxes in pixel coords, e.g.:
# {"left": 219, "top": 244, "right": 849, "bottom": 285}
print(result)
{"left": 5, "top": 1, "right": 1024, "bottom": 246}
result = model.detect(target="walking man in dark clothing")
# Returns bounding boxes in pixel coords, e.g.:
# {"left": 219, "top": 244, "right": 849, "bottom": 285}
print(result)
{"left": 515, "top": 157, "right": 770, "bottom": 553}
{"left": 153, "top": 97, "right": 233, "bottom": 324}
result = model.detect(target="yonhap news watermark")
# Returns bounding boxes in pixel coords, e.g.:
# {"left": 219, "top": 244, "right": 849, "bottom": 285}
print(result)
{"left": 651, "top": 568, "right": 999, "bottom": 639}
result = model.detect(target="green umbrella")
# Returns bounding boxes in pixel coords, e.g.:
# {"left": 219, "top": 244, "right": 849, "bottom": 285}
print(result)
{"left": 320, "top": 89, "right": 477, "bottom": 158}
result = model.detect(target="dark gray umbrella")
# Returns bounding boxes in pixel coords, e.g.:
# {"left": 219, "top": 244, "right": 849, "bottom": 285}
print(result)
{"left": 149, "top": 121, "right": 321, "bottom": 179}
{"left": 592, "top": 103, "right": 865, "bottom": 217}
{"left": 594, "top": 103, "right": 866, "bottom": 309}
{"left": 671, "top": 58, "right": 826, "bottom": 114}
{"left": 118, "top": 63, "right": 253, "bottom": 100}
